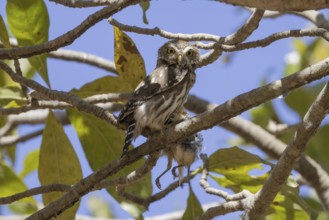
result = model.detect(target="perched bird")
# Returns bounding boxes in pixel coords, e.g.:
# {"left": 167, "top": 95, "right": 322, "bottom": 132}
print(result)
{"left": 155, "top": 110, "right": 203, "bottom": 189}
{"left": 118, "top": 40, "right": 200, "bottom": 157}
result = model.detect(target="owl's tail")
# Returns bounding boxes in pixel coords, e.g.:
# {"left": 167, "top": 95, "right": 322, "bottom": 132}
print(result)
{"left": 121, "top": 122, "right": 135, "bottom": 158}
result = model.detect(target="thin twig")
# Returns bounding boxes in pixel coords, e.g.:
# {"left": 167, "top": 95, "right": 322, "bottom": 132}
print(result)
{"left": 13, "top": 59, "right": 30, "bottom": 101}
{"left": 199, "top": 9, "right": 264, "bottom": 67}
{"left": 196, "top": 28, "right": 329, "bottom": 51}
{"left": 0, "top": 94, "right": 125, "bottom": 117}
{"left": 199, "top": 154, "right": 253, "bottom": 201}
{"left": 0, "top": 129, "right": 44, "bottom": 147}
{"left": 96, "top": 151, "right": 160, "bottom": 188}
{"left": 0, "top": 184, "right": 71, "bottom": 205}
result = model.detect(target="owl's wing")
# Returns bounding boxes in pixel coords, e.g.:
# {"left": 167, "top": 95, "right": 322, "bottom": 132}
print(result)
{"left": 118, "top": 65, "right": 190, "bottom": 124}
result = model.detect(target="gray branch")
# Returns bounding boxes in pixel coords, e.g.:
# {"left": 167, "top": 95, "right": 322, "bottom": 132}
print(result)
{"left": 49, "top": 0, "right": 125, "bottom": 8}
{"left": 49, "top": 49, "right": 117, "bottom": 74}
{"left": 217, "top": 0, "right": 329, "bottom": 11}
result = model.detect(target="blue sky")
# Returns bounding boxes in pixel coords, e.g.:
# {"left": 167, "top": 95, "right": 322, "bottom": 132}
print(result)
{"left": 0, "top": 0, "right": 312, "bottom": 219}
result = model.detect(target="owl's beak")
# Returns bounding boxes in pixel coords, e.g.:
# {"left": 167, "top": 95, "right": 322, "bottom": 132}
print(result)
{"left": 177, "top": 54, "right": 183, "bottom": 65}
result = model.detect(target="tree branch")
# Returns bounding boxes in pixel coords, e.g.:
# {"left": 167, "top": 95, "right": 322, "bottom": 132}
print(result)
{"left": 217, "top": 0, "right": 329, "bottom": 11}
{"left": 25, "top": 55, "right": 329, "bottom": 219}
{"left": 0, "top": 0, "right": 143, "bottom": 59}
{"left": 0, "top": 184, "right": 71, "bottom": 205}
{"left": 49, "top": 0, "right": 129, "bottom": 8}
{"left": 95, "top": 151, "right": 160, "bottom": 189}
{"left": 0, "top": 129, "right": 44, "bottom": 147}
{"left": 0, "top": 61, "right": 119, "bottom": 128}
{"left": 196, "top": 28, "right": 329, "bottom": 51}
{"left": 198, "top": 201, "right": 244, "bottom": 220}
{"left": 224, "top": 9, "right": 264, "bottom": 44}
{"left": 245, "top": 82, "right": 329, "bottom": 219}
{"left": 48, "top": 49, "right": 118, "bottom": 74}
{"left": 2, "top": 39, "right": 118, "bottom": 74}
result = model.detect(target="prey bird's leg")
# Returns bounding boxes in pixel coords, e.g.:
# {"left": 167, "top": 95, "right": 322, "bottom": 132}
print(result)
{"left": 171, "top": 164, "right": 184, "bottom": 178}
{"left": 155, "top": 154, "right": 173, "bottom": 190}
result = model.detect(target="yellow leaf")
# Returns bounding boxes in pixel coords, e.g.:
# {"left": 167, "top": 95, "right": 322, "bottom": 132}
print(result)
{"left": 114, "top": 27, "right": 146, "bottom": 91}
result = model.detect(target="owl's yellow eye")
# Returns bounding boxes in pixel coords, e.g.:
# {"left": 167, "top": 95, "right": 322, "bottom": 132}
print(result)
{"left": 186, "top": 50, "right": 194, "bottom": 57}
{"left": 167, "top": 48, "right": 175, "bottom": 54}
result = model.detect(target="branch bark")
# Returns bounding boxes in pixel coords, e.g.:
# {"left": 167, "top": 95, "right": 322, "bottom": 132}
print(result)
{"left": 217, "top": 0, "right": 329, "bottom": 11}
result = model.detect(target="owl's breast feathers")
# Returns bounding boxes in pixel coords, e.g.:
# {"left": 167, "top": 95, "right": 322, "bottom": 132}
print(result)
{"left": 118, "top": 64, "right": 196, "bottom": 126}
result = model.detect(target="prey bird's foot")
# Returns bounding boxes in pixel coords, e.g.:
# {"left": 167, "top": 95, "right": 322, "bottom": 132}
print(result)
{"left": 155, "top": 177, "right": 162, "bottom": 190}
{"left": 171, "top": 166, "right": 178, "bottom": 178}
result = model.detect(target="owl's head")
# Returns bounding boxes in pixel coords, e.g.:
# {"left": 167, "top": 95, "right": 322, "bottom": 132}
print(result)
{"left": 156, "top": 40, "right": 200, "bottom": 69}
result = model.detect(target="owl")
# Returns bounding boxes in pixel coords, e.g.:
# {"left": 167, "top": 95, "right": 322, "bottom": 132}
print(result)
{"left": 118, "top": 40, "right": 200, "bottom": 157}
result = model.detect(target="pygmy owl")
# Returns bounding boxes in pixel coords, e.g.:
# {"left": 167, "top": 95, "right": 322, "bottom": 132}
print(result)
{"left": 118, "top": 40, "right": 200, "bottom": 157}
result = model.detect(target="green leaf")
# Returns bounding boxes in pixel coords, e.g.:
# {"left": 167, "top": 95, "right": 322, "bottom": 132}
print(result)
{"left": 208, "top": 147, "right": 313, "bottom": 218}
{"left": 266, "top": 194, "right": 310, "bottom": 220}
{"left": 6, "top": 0, "right": 50, "bottom": 86}
{"left": 67, "top": 109, "right": 152, "bottom": 217}
{"left": 251, "top": 101, "right": 279, "bottom": 128}
{"left": 208, "top": 146, "right": 264, "bottom": 174}
{"left": 209, "top": 147, "right": 268, "bottom": 193}
{"left": 114, "top": 27, "right": 146, "bottom": 90}
{"left": 182, "top": 185, "right": 204, "bottom": 220}
{"left": 74, "top": 76, "right": 136, "bottom": 98}
{"left": 4, "top": 145, "right": 17, "bottom": 165}
{"left": 285, "top": 83, "right": 324, "bottom": 118}
{"left": 306, "top": 124, "right": 329, "bottom": 173}
{"left": 139, "top": 2, "right": 150, "bottom": 24}
{"left": 38, "top": 111, "right": 82, "bottom": 220}
{"left": 87, "top": 196, "right": 114, "bottom": 218}
{"left": 284, "top": 38, "right": 329, "bottom": 77}
{"left": 0, "top": 14, "right": 11, "bottom": 48}
{"left": 0, "top": 86, "right": 26, "bottom": 106}
{"left": 19, "top": 149, "right": 39, "bottom": 178}
{"left": 315, "top": 212, "right": 329, "bottom": 220}
{"left": 0, "top": 59, "right": 35, "bottom": 88}
{"left": 0, "top": 161, "right": 37, "bottom": 214}
{"left": 67, "top": 109, "right": 124, "bottom": 168}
